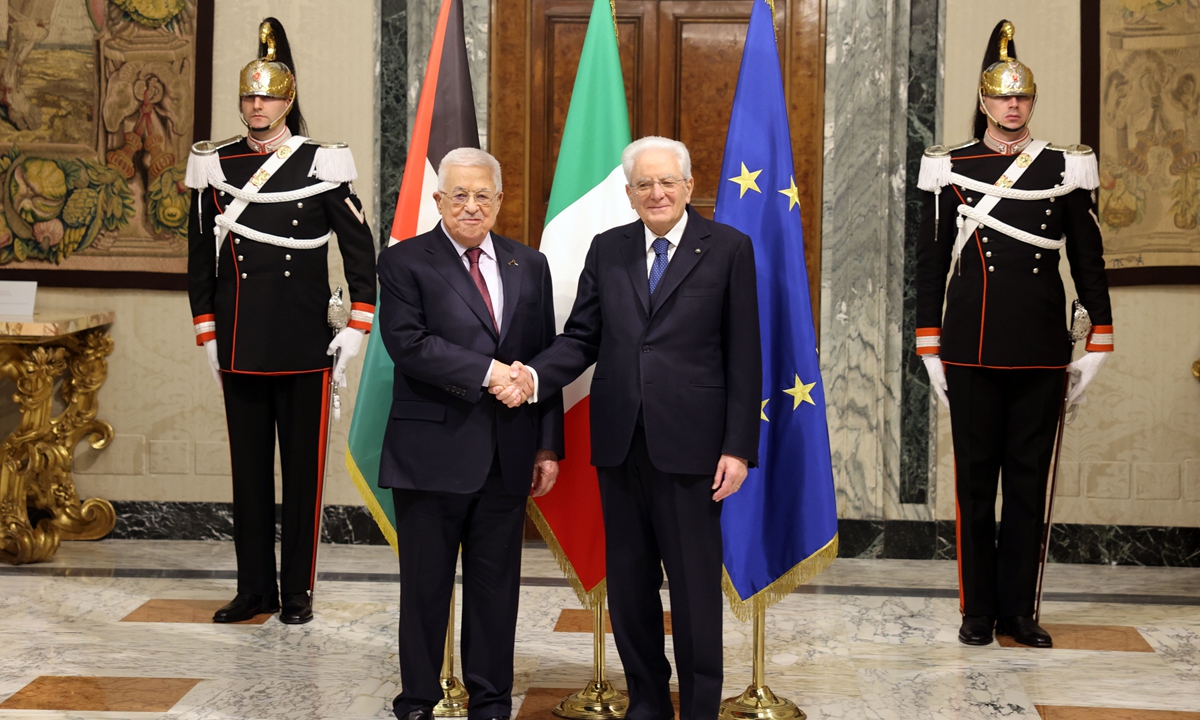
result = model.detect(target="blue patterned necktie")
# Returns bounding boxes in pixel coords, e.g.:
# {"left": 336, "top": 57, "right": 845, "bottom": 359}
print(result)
{"left": 649, "top": 237, "right": 669, "bottom": 295}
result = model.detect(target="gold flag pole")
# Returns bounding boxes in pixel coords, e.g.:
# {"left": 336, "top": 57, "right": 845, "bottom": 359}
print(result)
{"left": 554, "top": 588, "right": 628, "bottom": 719}
{"left": 434, "top": 584, "right": 469, "bottom": 717}
{"left": 718, "top": 605, "right": 803, "bottom": 720}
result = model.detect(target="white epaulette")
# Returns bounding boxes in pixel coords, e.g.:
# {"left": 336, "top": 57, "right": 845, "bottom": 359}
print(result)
{"left": 917, "top": 139, "right": 979, "bottom": 192}
{"left": 184, "top": 136, "right": 240, "bottom": 190}
{"left": 306, "top": 140, "right": 358, "bottom": 183}
{"left": 1047, "top": 143, "right": 1100, "bottom": 190}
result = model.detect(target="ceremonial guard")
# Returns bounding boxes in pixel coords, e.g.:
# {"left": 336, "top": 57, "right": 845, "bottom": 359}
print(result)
{"left": 916, "top": 21, "right": 1114, "bottom": 648}
{"left": 186, "top": 18, "right": 376, "bottom": 624}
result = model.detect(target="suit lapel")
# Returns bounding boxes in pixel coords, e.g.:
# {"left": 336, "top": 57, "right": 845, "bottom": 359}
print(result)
{"left": 650, "top": 207, "right": 709, "bottom": 317}
{"left": 624, "top": 223, "right": 651, "bottom": 318}
{"left": 425, "top": 226, "right": 498, "bottom": 340}
{"left": 493, "top": 236, "right": 522, "bottom": 345}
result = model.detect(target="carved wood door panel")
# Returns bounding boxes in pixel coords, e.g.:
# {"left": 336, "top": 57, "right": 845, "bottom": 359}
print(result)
{"left": 490, "top": 0, "right": 825, "bottom": 317}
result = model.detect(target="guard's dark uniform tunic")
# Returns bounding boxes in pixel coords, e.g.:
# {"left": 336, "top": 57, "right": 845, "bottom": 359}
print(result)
{"left": 187, "top": 136, "right": 376, "bottom": 596}
{"left": 915, "top": 135, "right": 1114, "bottom": 618}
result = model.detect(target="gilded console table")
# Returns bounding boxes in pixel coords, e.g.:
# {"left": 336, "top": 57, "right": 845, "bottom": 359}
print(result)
{"left": 0, "top": 311, "right": 116, "bottom": 564}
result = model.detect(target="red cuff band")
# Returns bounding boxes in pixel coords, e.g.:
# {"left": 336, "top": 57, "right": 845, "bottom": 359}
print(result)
{"left": 915, "top": 327, "right": 941, "bottom": 355}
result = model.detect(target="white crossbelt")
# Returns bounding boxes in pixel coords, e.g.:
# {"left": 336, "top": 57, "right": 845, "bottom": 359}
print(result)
{"left": 211, "top": 179, "right": 338, "bottom": 203}
{"left": 214, "top": 135, "right": 310, "bottom": 269}
{"left": 214, "top": 216, "right": 332, "bottom": 250}
{"left": 952, "top": 139, "right": 1058, "bottom": 270}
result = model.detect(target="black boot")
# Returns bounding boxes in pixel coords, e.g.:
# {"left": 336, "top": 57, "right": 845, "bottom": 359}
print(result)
{"left": 958, "top": 614, "right": 995, "bottom": 646}
{"left": 396, "top": 706, "right": 432, "bottom": 720}
{"left": 280, "top": 591, "right": 314, "bottom": 624}
{"left": 996, "top": 616, "right": 1053, "bottom": 648}
{"left": 212, "top": 592, "right": 280, "bottom": 623}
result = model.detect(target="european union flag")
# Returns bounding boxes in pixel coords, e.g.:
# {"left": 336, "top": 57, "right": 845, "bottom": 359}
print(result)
{"left": 715, "top": 0, "right": 839, "bottom": 618}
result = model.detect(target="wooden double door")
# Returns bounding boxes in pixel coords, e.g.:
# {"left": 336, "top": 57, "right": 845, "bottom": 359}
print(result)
{"left": 489, "top": 0, "right": 826, "bottom": 314}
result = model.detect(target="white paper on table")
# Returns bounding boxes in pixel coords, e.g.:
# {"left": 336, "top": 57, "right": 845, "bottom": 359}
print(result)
{"left": 0, "top": 281, "right": 37, "bottom": 317}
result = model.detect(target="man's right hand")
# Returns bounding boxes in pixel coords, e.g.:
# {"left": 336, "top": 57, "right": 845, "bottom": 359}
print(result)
{"left": 204, "top": 339, "right": 222, "bottom": 390}
{"left": 490, "top": 360, "right": 534, "bottom": 407}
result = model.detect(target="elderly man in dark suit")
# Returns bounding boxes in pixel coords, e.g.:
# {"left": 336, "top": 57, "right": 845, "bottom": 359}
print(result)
{"left": 495, "top": 136, "right": 762, "bottom": 720}
{"left": 375, "top": 147, "right": 564, "bottom": 720}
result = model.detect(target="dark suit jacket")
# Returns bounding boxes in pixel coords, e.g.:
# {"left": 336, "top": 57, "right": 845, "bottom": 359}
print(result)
{"left": 376, "top": 225, "right": 564, "bottom": 497}
{"left": 529, "top": 206, "right": 761, "bottom": 476}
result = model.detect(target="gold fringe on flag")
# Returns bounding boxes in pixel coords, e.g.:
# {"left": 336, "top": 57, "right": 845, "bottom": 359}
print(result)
{"left": 721, "top": 533, "right": 839, "bottom": 622}
{"left": 345, "top": 447, "right": 399, "bottom": 554}
{"left": 525, "top": 498, "right": 606, "bottom": 609}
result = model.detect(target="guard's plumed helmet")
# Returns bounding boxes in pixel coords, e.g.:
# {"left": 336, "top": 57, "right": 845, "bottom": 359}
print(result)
{"left": 977, "top": 20, "right": 1037, "bottom": 131}
{"left": 238, "top": 18, "right": 303, "bottom": 133}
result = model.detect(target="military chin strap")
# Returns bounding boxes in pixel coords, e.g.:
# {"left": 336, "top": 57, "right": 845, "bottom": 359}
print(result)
{"left": 238, "top": 95, "right": 295, "bottom": 131}
{"left": 978, "top": 91, "right": 1038, "bottom": 132}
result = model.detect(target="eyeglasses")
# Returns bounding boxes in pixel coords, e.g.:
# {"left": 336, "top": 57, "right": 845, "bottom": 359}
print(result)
{"left": 443, "top": 190, "right": 496, "bottom": 207}
{"left": 631, "top": 177, "right": 685, "bottom": 196}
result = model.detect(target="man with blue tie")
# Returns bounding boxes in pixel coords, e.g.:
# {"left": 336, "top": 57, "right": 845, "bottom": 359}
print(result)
{"left": 496, "top": 136, "right": 762, "bottom": 720}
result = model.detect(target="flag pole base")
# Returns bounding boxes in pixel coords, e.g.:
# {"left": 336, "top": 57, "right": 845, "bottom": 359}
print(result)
{"left": 434, "top": 675, "right": 469, "bottom": 717}
{"left": 552, "top": 679, "right": 628, "bottom": 719}
{"left": 718, "top": 684, "right": 805, "bottom": 720}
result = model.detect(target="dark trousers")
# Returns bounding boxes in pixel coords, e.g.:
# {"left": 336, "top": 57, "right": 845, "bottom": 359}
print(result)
{"left": 222, "top": 370, "right": 331, "bottom": 596}
{"left": 597, "top": 425, "right": 724, "bottom": 720}
{"left": 945, "top": 365, "right": 1065, "bottom": 618}
{"left": 391, "top": 458, "right": 527, "bottom": 720}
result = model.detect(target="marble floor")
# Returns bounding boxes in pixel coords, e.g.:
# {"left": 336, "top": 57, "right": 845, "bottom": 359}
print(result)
{"left": 3, "top": 540, "right": 1200, "bottom": 719}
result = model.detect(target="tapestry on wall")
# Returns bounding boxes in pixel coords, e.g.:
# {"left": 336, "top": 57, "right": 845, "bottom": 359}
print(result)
{"left": 1096, "top": 0, "right": 1200, "bottom": 284}
{"left": 0, "top": 0, "right": 207, "bottom": 289}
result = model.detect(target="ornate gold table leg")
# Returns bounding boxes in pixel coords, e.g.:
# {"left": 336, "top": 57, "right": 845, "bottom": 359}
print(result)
{"left": 0, "top": 329, "right": 115, "bottom": 565}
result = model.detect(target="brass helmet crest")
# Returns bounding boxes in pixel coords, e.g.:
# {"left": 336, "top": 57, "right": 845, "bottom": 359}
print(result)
{"left": 238, "top": 20, "right": 297, "bottom": 130}
{"left": 978, "top": 21, "right": 1037, "bottom": 129}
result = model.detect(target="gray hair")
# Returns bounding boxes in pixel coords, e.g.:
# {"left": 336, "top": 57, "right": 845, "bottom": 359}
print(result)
{"left": 621, "top": 136, "right": 692, "bottom": 183}
{"left": 437, "top": 147, "right": 503, "bottom": 192}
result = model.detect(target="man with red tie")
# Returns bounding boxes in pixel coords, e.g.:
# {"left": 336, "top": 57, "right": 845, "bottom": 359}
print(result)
{"left": 375, "top": 148, "right": 564, "bottom": 720}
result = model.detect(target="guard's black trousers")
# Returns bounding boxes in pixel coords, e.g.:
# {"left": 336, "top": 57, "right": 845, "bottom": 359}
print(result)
{"left": 945, "top": 365, "right": 1066, "bottom": 618}
{"left": 222, "top": 370, "right": 331, "bottom": 597}
{"left": 598, "top": 424, "right": 724, "bottom": 720}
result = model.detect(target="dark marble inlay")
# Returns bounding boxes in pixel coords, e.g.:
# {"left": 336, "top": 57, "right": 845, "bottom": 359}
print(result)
{"left": 1048, "top": 525, "right": 1200, "bottom": 566}
{"left": 898, "top": 0, "right": 941, "bottom": 506}
{"left": 837, "top": 519, "right": 885, "bottom": 559}
{"left": 378, "top": 0, "right": 407, "bottom": 248}
{"left": 110, "top": 501, "right": 390, "bottom": 546}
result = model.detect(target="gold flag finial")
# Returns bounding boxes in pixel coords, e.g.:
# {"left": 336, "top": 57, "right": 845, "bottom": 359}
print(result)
{"left": 259, "top": 21, "right": 277, "bottom": 62}
{"left": 998, "top": 20, "right": 1014, "bottom": 62}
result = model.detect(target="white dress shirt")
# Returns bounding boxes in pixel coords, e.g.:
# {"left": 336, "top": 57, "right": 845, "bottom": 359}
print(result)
{"left": 442, "top": 224, "right": 505, "bottom": 390}
{"left": 644, "top": 211, "right": 687, "bottom": 276}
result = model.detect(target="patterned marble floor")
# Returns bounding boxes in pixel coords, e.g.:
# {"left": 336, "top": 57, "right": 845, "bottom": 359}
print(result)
{"left": 2, "top": 540, "right": 1200, "bottom": 719}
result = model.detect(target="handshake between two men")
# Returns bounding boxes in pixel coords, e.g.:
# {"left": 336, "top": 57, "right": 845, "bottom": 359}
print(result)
{"left": 487, "top": 359, "right": 557, "bottom": 498}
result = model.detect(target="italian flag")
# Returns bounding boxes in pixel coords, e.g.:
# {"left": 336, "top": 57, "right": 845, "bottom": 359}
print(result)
{"left": 530, "top": 0, "right": 637, "bottom": 608}
{"left": 346, "top": 0, "right": 479, "bottom": 549}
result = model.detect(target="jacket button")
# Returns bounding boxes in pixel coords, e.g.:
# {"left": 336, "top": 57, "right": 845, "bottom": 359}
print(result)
{"left": 1033, "top": 268, "right": 1040, "bottom": 274}
{"left": 981, "top": 237, "right": 989, "bottom": 244}
{"left": 1045, "top": 209, "right": 1052, "bottom": 215}
{"left": 967, "top": 197, "right": 974, "bottom": 203}
{"left": 985, "top": 251, "right": 992, "bottom": 258}
{"left": 297, "top": 202, "right": 304, "bottom": 208}
{"left": 234, "top": 238, "right": 241, "bottom": 245}
{"left": 292, "top": 219, "right": 299, "bottom": 226}
{"left": 987, "top": 266, "right": 995, "bottom": 272}
{"left": 284, "top": 271, "right": 291, "bottom": 277}
{"left": 241, "top": 272, "right": 247, "bottom": 279}
{"left": 285, "top": 254, "right": 291, "bottom": 261}
{"left": 1041, "top": 224, "right": 1047, "bottom": 230}
{"left": 237, "top": 255, "right": 243, "bottom": 261}
{"left": 1035, "top": 253, "right": 1042, "bottom": 259}
{"left": 219, "top": 191, "right": 226, "bottom": 197}
{"left": 642, "top": 345, "right": 650, "bottom": 353}
{"left": 1050, "top": 197, "right": 1056, "bottom": 203}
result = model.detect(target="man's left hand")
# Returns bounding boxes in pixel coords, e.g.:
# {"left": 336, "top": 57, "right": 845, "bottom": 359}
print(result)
{"left": 327, "top": 327, "right": 365, "bottom": 387}
{"left": 712, "top": 454, "right": 748, "bottom": 501}
{"left": 532, "top": 449, "right": 559, "bottom": 497}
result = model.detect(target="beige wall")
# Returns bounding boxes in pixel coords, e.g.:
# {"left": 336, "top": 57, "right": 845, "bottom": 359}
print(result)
{"left": 935, "top": 1, "right": 1200, "bottom": 526}
{"left": 51, "top": 0, "right": 380, "bottom": 507}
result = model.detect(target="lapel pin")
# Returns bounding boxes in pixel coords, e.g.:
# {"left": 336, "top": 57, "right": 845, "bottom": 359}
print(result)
{"left": 508, "top": 259, "right": 519, "bottom": 266}
{"left": 694, "top": 248, "right": 701, "bottom": 254}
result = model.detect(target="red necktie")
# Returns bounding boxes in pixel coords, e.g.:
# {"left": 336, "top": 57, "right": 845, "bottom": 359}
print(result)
{"left": 464, "top": 247, "right": 498, "bottom": 332}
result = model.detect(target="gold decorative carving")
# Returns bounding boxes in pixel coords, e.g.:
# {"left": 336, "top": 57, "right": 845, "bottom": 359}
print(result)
{"left": 0, "top": 326, "right": 116, "bottom": 564}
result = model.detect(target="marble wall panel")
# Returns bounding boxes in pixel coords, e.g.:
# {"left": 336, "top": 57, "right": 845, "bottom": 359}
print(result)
{"left": 379, "top": 0, "right": 408, "bottom": 244}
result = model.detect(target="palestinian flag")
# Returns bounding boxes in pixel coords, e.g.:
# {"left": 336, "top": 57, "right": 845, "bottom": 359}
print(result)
{"left": 529, "top": 0, "right": 638, "bottom": 608}
{"left": 346, "top": 0, "right": 479, "bottom": 548}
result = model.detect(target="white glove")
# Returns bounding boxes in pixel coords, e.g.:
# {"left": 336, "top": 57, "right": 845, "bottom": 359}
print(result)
{"left": 327, "top": 327, "right": 364, "bottom": 388}
{"left": 203, "top": 339, "right": 221, "bottom": 389}
{"left": 1067, "top": 351, "right": 1108, "bottom": 406}
{"left": 922, "top": 355, "right": 950, "bottom": 409}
